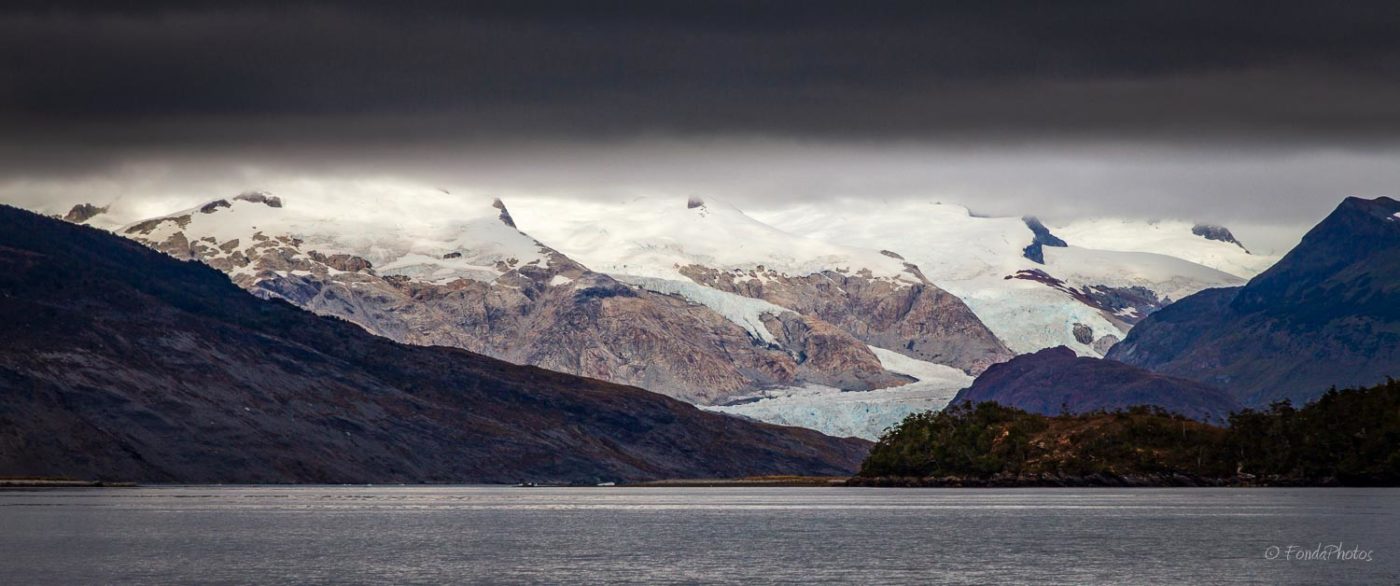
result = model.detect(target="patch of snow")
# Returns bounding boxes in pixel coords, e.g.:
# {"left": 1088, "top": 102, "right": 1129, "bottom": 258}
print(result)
{"left": 868, "top": 345, "right": 972, "bottom": 388}
{"left": 548, "top": 274, "right": 575, "bottom": 287}
{"left": 619, "top": 275, "right": 787, "bottom": 344}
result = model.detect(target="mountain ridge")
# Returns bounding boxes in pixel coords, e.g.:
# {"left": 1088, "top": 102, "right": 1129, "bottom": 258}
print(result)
{"left": 1106, "top": 196, "right": 1400, "bottom": 405}
{"left": 0, "top": 204, "right": 870, "bottom": 483}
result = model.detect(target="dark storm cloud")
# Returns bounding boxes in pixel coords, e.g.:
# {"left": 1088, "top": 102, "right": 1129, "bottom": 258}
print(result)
{"left": 5, "top": 0, "right": 1400, "bottom": 247}
{"left": 6, "top": 0, "right": 1400, "bottom": 145}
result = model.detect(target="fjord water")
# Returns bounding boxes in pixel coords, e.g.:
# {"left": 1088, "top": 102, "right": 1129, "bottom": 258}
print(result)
{"left": 2, "top": 487, "right": 1396, "bottom": 585}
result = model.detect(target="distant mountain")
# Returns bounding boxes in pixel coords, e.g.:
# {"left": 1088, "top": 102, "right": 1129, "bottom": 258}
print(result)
{"left": 509, "top": 196, "right": 1012, "bottom": 374}
{"left": 509, "top": 195, "right": 1013, "bottom": 437}
{"left": 0, "top": 205, "right": 869, "bottom": 483}
{"left": 754, "top": 199, "right": 1252, "bottom": 357}
{"left": 93, "top": 192, "right": 905, "bottom": 405}
{"left": 950, "top": 346, "right": 1240, "bottom": 422}
{"left": 53, "top": 190, "right": 1271, "bottom": 440}
{"left": 1109, "top": 196, "right": 1400, "bottom": 406}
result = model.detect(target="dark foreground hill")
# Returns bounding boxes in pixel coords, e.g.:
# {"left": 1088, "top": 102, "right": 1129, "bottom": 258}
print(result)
{"left": 950, "top": 346, "right": 1240, "bottom": 422}
{"left": 0, "top": 205, "right": 868, "bottom": 484}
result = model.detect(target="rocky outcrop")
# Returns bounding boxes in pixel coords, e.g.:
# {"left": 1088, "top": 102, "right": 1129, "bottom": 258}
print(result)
{"left": 62, "top": 203, "right": 107, "bottom": 223}
{"left": 1110, "top": 197, "right": 1400, "bottom": 406}
{"left": 491, "top": 197, "right": 516, "bottom": 228}
{"left": 680, "top": 264, "right": 1013, "bottom": 374}
{"left": 109, "top": 195, "right": 905, "bottom": 405}
{"left": 1007, "top": 268, "right": 1164, "bottom": 326}
{"left": 759, "top": 312, "right": 912, "bottom": 391}
{"left": 233, "top": 191, "right": 283, "bottom": 207}
{"left": 951, "top": 346, "right": 1241, "bottom": 422}
{"left": 1191, "top": 223, "right": 1246, "bottom": 250}
{"left": 1021, "top": 216, "right": 1068, "bottom": 264}
{"left": 0, "top": 205, "right": 870, "bottom": 483}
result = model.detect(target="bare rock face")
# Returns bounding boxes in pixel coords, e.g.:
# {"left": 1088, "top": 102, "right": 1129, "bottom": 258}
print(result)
{"left": 1071, "top": 323, "right": 1095, "bottom": 345}
{"left": 759, "top": 312, "right": 912, "bottom": 391}
{"left": 234, "top": 191, "right": 283, "bottom": 208}
{"left": 1091, "top": 334, "right": 1121, "bottom": 355}
{"left": 491, "top": 197, "right": 517, "bottom": 227}
{"left": 111, "top": 195, "right": 905, "bottom": 405}
{"left": 680, "top": 264, "right": 1013, "bottom": 374}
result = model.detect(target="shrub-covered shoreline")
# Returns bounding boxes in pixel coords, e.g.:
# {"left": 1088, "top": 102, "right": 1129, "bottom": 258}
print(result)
{"left": 854, "top": 379, "right": 1400, "bottom": 487}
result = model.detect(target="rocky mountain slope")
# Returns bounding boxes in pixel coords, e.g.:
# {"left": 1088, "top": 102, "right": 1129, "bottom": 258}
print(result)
{"left": 950, "top": 346, "right": 1241, "bottom": 422}
{"left": 0, "top": 205, "right": 870, "bottom": 483}
{"left": 86, "top": 192, "right": 904, "bottom": 405}
{"left": 1108, "top": 196, "right": 1400, "bottom": 406}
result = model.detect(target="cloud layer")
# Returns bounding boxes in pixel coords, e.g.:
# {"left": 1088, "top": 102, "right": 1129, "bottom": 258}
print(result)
{"left": 5, "top": 1, "right": 1400, "bottom": 249}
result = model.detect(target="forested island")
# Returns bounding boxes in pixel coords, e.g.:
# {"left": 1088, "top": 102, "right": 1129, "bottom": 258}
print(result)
{"left": 852, "top": 379, "right": 1400, "bottom": 487}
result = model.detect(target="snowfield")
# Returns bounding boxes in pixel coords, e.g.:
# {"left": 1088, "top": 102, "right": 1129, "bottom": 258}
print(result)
{"left": 1051, "top": 217, "right": 1276, "bottom": 278}
{"left": 119, "top": 189, "right": 555, "bottom": 286}
{"left": 507, "top": 195, "right": 921, "bottom": 283}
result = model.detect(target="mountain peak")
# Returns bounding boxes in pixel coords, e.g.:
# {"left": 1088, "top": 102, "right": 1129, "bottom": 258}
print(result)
{"left": 233, "top": 191, "right": 283, "bottom": 208}
{"left": 491, "top": 197, "right": 517, "bottom": 227}
{"left": 1338, "top": 195, "right": 1400, "bottom": 218}
{"left": 1021, "top": 215, "right": 1067, "bottom": 264}
{"left": 1232, "top": 195, "right": 1400, "bottom": 313}
{"left": 63, "top": 203, "right": 108, "bottom": 223}
{"left": 1190, "top": 223, "right": 1247, "bottom": 252}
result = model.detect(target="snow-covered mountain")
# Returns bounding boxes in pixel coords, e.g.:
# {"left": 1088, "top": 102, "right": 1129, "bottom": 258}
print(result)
{"left": 55, "top": 190, "right": 1272, "bottom": 440}
{"left": 80, "top": 191, "right": 909, "bottom": 406}
{"left": 1051, "top": 218, "right": 1276, "bottom": 278}
{"left": 507, "top": 196, "right": 1012, "bottom": 374}
{"left": 752, "top": 199, "right": 1259, "bottom": 356}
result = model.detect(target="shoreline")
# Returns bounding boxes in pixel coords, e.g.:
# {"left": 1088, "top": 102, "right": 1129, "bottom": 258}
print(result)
{"left": 6, "top": 475, "right": 1396, "bottom": 488}
{"left": 0, "top": 479, "right": 136, "bottom": 488}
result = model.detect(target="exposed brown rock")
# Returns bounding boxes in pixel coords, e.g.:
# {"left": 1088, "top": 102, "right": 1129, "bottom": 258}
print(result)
{"left": 62, "top": 203, "right": 107, "bottom": 223}
{"left": 680, "top": 264, "right": 1012, "bottom": 373}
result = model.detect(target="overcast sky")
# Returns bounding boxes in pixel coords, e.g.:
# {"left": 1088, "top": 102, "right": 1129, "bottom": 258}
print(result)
{"left": 6, "top": 1, "right": 1400, "bottom": 252}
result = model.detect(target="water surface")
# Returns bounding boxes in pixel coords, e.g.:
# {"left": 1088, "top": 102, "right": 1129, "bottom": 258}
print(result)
{"left": 2, "top": 486, "right": 1396, "bottom": 584}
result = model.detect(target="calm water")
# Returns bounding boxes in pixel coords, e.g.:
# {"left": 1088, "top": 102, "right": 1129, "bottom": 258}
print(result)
{"left": 1, "top": 486, "right": 1396, "bottom": 584}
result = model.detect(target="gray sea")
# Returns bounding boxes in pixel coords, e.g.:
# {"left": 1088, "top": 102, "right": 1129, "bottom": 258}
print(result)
{"left": 1, "top": 486, "right": 1396, "bottom": 584}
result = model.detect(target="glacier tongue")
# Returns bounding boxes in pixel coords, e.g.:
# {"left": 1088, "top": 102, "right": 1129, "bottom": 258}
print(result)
{"left": 705, "top": 345, "right": 972, "bottom": 440}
